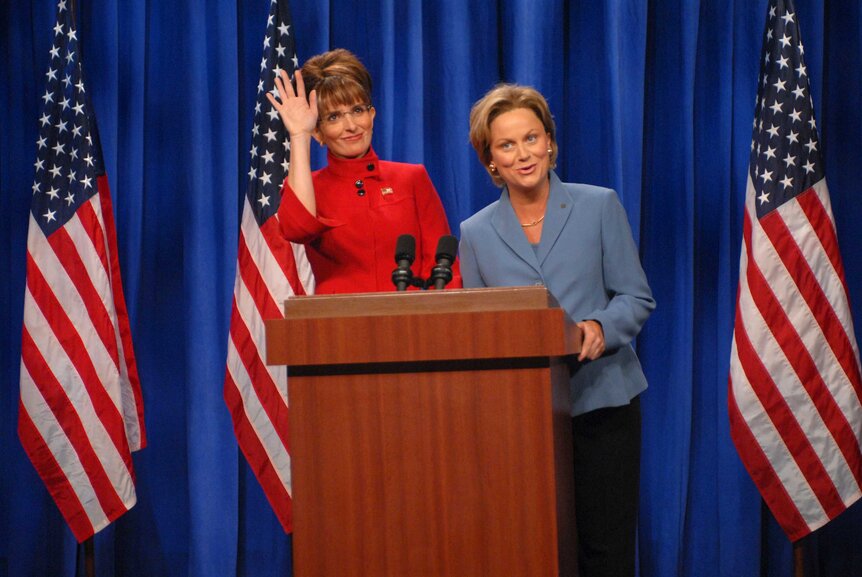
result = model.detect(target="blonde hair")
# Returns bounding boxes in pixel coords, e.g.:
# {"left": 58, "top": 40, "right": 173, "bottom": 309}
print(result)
{"left": 301, "top": 48, "right": 373, "bottom": 115}
{"left": 469, "top": 84, "right": 558, "bottom": 186}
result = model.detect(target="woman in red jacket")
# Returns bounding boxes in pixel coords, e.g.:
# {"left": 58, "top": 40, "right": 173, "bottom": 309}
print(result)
{"left": 268, "top": 49, "right": 458, "bottom": 294}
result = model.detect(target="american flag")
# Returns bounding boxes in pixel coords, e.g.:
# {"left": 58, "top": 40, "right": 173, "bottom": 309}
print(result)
{"left": 729, "top": 0, "right": 862, "bottom": 541}
{"left": 223, "top": 0, "right": 314, "bottom": 532}
{"left": 18, "top": 0, "right": 146, "bottom": 543}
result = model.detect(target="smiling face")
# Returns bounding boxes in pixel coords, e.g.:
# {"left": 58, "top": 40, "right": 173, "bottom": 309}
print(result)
{"left": 487, "top": 107, "right": 552, "bottom": 198}
{"left": 315, "top": 101, "right": 376, "bottom": 159}
{"left": 300, "top": 49, "right": 376, "bottom": 160}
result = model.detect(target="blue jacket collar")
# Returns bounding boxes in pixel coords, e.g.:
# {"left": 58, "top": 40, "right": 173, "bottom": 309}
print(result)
{"left": 491, "top": 171, "right": 574, "bottom": 274}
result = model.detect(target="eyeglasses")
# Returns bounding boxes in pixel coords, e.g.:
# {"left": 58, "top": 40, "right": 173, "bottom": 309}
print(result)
{"left": 319, "top": 104, "right": 373, "bottom": 126}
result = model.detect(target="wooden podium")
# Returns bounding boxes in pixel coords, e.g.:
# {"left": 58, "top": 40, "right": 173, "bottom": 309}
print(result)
{"left": 266, "top": 286, "right": 581, "bottom": 577}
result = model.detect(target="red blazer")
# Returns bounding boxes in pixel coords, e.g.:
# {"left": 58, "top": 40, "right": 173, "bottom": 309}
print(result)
{"left": 278, "top": 148, "right": 461, "bottom": 294}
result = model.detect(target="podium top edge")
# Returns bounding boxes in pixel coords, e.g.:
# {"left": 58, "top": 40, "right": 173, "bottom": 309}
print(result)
{"left": 283, "top": 286, "right": 561, "bottom": 319}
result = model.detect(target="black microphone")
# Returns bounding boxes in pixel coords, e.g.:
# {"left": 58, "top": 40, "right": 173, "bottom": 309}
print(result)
{"left": 428, "top": 235, "right": 458, "bottom": 290}
{"left": 392, "top": 234, "right": 416, "bottom": 291}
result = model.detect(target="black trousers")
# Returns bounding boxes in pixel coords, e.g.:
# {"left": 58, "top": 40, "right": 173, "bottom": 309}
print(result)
{"left": 572, "top": 396, "right": 641, "bottom": 577}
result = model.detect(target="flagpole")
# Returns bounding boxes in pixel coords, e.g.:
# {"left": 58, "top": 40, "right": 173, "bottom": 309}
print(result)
{"left": 793, "top": 540, "right": 805, "bottom": 577}
{"left": 83, "top": 538, "right": 95, "bottom": 577}
{"left": 68, "top": 0, "right": 78, "bottom": 25}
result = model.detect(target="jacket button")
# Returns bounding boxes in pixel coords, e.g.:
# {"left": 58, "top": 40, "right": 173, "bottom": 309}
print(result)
{"left": 355, "top": 179, "right": 364, "bottom": 188}
{"left": 357, "top": 189, "right": 366, "bottom": 196}
{"left": 366, "top": 163, "right": 374, "bottom": 171}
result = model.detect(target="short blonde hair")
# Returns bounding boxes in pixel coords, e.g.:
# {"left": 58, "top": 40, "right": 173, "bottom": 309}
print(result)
{"left": 301, "top": 49, "right": 373, "bottom": 115}
{"left": 469, "top": 84, "right": 558, "bottom": 186}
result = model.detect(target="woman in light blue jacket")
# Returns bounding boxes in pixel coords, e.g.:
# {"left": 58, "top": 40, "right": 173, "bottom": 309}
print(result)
{"left": 460, "top": 84, "right": 655, "bottom": 577}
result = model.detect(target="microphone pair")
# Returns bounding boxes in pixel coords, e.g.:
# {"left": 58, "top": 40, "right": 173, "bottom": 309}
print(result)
{"left": 392, "top": 234, "right": 458, "bottom": 291}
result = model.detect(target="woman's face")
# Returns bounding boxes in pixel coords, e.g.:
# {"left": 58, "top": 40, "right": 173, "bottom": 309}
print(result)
{"left": 487, "top": 107, "right": 552, "bottom": 197}
{"left": 315, "top": 101, "right": 376, "bottom": 159}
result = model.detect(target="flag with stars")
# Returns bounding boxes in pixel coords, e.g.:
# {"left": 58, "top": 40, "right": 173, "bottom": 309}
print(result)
{"left": 223, "top": 0, "right": 314, "bottom": 533}
{"left": 19, "top": 0, "right": 146, "bottom": 543}
{"left": 729, "top": 0, "right": 862, "bottom": 541}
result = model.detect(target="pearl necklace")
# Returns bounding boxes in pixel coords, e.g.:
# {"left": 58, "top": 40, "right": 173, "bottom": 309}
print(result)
{"left": 520, "top": 214, "right": 546, "bottom": 228}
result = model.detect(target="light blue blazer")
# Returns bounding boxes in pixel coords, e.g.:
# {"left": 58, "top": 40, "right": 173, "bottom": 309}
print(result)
{"left": 459, "top": 171, "right": 655, "bottom": 416}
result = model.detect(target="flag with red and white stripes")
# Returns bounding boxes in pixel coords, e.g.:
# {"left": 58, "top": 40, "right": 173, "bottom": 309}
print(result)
{"left": 223, "top": 0, "right": 314, "bottom": 532}
{"left": 19, "top": 0, "right": 146, "bottom": 543}
{"left": 729, "top": 0, "right": 862, "bottom": 541}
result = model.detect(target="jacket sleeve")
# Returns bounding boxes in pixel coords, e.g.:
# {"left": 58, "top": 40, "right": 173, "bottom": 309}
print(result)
{"left": 413, "top": 165, "right": 462, "bottom": 288}
{"left": 276, "top": 179, "right": 342, "bottom": 244}
{"left": 583, "top": 191, "right": 655, "bottom": 350}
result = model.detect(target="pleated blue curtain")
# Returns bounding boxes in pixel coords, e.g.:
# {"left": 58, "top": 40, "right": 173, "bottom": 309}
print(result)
{"left": 3, "top": 1, "right": 862, "bottom": 576}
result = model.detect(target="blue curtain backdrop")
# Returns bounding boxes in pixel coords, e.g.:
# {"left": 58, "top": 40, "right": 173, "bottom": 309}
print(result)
{"left": 3, "top": 0, "right": 862, "bottom": 575}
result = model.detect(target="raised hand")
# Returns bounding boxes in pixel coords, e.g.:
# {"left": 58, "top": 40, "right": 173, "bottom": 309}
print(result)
{"left": 267, "top": 69, "right": 318, "bottom": 137}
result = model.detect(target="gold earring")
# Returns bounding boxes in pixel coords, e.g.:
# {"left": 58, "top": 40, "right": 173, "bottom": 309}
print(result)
{"left": 547, "top": 148, "right": 552, "bottom": 154}
{"left": 488, "top": 162, "right": 496, "bottom": 172}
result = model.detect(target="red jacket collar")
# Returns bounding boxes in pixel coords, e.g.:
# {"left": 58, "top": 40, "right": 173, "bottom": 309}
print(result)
{"left": 325, "top": 147, "right": 382, "bottom": 180}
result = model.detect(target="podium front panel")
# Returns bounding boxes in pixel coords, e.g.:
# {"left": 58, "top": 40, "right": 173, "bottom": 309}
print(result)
{"left": 267, "top": 287, "right": 579, "bottom": 577}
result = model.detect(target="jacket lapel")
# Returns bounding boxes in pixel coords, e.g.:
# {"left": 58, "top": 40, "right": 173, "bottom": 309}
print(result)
{"left": 490, "top": 187, "right": 543, "bottom": 277}
{"left": 535, "top": 172, "right": 573, "bottom": 266}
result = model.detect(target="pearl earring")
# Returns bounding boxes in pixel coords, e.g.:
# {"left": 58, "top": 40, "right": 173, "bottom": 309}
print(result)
{"left": 488, "top": 162, "right": 496, "bottom": 172}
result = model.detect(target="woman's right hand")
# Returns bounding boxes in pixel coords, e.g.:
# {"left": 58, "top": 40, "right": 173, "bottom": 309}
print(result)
{"left": 267, "top": 69, "right": 318, "bottom": 137}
